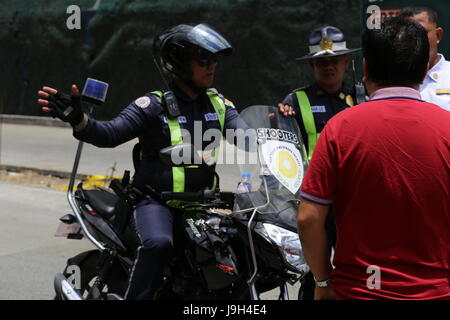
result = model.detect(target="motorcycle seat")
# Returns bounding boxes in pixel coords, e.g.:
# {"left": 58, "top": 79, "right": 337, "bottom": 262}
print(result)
{"left": 83, "top": 188, "right": 119, "bottom": 220}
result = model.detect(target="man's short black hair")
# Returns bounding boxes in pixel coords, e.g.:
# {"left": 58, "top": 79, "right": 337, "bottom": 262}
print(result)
{"left": 398, "top": 6, "right": 438, "bottom": 26}
{"left": 362, "top": 17, "right": 429, "bottom": 87}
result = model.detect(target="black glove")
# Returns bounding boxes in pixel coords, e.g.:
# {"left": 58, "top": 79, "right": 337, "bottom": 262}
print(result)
{"left": 46, "top": 91, "right": 84, "bottom": 126}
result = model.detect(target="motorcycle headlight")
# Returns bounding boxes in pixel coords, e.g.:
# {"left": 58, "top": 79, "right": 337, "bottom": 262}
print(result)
{"left": 263, "top": 223, "right": 310, "bottom": 274}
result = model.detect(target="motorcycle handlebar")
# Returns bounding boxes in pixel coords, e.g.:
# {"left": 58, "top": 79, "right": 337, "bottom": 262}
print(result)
{"left": 160, "top": 190, "right": 216, "bottom": 202}
{"left": 159, "top": 190, "right": 235, "bottom": 204}
{"left": 109, "top": 179, "right": 127, "bottom": 199}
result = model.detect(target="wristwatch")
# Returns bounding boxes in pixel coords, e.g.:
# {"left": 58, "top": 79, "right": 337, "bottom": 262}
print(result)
{"left": 314, "top": 277, "right": 330, "bottom": 288}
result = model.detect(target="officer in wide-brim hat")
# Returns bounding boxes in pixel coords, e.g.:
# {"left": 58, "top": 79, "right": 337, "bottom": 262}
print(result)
{"left": 279, "top": 25, "right": 361, "bottom": 159}
{"left": 278, "top": 25, "right": 360, "bottom": 300}
{"left": 296, "top": 25, "right": 360, "bottom": 61}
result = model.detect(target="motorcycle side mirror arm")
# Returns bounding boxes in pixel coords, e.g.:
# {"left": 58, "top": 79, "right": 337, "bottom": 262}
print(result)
{"left": 159, "top": 144, "right": 205, "bottom": 168}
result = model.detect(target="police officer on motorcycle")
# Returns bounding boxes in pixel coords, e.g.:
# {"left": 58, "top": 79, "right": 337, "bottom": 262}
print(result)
{"left": 37, "top": 23, "right": 238, "bottom": 300}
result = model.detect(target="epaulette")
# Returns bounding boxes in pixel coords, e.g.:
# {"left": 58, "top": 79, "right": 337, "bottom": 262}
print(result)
{"left": 207, "top": 87, "right": 235, "bottom": 108}
{"left": 291, "top": 85, "right": 310, "bottom": 94}
{"left": 145, "top": 90, "right": 164, "bottom": 104}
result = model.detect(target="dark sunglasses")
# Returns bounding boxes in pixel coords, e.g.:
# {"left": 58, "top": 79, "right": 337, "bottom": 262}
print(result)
{"left": 196, "top": 53, "right": 218, "bottom": 67}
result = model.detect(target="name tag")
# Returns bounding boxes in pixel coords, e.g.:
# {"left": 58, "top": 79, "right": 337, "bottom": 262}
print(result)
{"left": 204, "top": 113, "right": 219, "bottom": 121}
{"left": 311, "top": 105, "right": 326, "bottom": 113}
{"left": 436, "top": 89, "right": 450, "bottom": 95}
{"left": 162, "top": 116, "right": 187, "bottom": 123}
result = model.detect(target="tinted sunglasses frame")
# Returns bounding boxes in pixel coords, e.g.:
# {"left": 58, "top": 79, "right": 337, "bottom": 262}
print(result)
{"left": 196, "top": 53, "right": 218, "bottom": 67}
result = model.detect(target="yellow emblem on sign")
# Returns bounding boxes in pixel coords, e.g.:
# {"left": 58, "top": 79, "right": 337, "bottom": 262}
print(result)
{"left": 275, "top": 151, "right": 298, "bottom": 179}
{"left": 319, "top": 37, "right": 333, "bottom": 50}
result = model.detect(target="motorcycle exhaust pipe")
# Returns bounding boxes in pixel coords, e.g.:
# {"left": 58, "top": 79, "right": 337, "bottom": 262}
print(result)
{"left": 54, "top": 273, "right": 83, "bottom": 300}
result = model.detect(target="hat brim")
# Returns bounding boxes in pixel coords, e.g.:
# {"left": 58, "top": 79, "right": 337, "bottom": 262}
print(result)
{"left": 296, "top": 48, "right": 361, "bottom": 61}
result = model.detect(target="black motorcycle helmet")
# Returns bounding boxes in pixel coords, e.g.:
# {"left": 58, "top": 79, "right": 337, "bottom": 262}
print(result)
{"left": 153, "top": 23, "right": 232, "bottom": 92}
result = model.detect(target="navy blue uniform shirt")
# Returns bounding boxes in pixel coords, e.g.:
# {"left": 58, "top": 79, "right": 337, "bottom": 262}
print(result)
{"left": 282, "top": 83, "right": 354, "bottom": 153}
{"left": 74, "top": 84, "right": 239, "bottom": 192}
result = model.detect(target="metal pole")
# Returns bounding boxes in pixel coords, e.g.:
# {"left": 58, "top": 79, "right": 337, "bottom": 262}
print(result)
{"left": 68, "top": 105, "right": 93, "bottom": 192}
{"left": 68, "top": 140, "right": 84, "bottom": 192}
{"left": 65, "top": 105, "right": 105, "bottom": 251}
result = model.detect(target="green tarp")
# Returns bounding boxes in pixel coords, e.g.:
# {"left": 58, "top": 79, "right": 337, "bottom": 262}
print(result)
{"left": 1, "top": 0, "right": 362, "bottom": 119}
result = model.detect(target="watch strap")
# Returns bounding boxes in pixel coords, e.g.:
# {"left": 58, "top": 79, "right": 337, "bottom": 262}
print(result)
{"left": 314, "top": 277, "right": 331, "bottom": 288}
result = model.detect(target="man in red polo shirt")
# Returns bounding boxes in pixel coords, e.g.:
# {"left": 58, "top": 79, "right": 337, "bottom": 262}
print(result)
{"left": 297, "top": 17, "right": 450, "bottom": 300}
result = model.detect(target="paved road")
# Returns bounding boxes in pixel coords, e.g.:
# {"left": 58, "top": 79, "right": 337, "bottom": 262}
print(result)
{"left": 0, "top": 181, "right": 93, "bottom": 300}
{"left": 0, "top": 181, "right": 300, "bottom": 300}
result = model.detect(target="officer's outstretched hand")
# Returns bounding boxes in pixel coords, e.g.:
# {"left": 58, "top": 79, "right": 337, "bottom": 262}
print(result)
{"left": 277, "top": 103, "right": 296, "bottom": 117}
{"left": 37, "top": 85, "right": 84, "bottom": 126}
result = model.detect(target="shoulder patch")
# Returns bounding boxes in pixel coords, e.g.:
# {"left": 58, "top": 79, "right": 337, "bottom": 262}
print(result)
{"left": 135, "top": 96, "right": 151, "bottom": 109}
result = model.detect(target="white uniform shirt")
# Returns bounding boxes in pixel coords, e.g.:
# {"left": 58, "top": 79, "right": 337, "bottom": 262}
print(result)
{"left": 419, "top": 54, "right": 450, "bottom": 111}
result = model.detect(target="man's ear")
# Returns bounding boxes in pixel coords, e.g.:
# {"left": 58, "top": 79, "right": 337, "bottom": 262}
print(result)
{"left": 436, "top": 27, "right": 444, "bottom": 44}
{"left": 362, "top": 58, "right": 368, "bottom": 82}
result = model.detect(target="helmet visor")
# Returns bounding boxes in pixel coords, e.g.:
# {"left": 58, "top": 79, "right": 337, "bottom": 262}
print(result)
{"left": 187, "top": 24, "right": 232, "bottom": 56}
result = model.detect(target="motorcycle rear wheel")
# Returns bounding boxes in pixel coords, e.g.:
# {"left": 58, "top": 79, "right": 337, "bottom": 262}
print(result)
{"left": 56, "top": 249, "right": 128, "bottom": 300}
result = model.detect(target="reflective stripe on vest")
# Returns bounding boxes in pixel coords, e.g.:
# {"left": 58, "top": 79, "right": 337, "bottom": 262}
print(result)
{"left": 151, "top": 90, "right": 225, "bottom": 195}
{"left": 295, "top": 90, "right": 319, "bottom": 160}
{"left": 206, "top": 91, "right": 225, "bottom": 179}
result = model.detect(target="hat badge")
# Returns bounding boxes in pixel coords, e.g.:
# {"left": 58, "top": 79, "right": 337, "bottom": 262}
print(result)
{"left": 319, "top": 37, "right": 333, "bottom": 50}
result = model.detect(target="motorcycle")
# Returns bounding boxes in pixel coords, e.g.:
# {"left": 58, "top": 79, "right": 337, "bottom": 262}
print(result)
{"left": 53, "top": 105, "right": 310, "bottom": 300}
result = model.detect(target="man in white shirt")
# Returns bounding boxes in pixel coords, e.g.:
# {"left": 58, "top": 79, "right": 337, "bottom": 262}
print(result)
{"left": 400, "top": 6, "right": 450, "bottom": 111}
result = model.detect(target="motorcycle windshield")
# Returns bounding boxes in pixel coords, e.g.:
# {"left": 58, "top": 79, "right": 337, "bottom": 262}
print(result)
{"left": 187, "top": 24, "right": 232, "bottom": 55}
{"left": 230, "top": 105, "right": 308, "bottom": 232}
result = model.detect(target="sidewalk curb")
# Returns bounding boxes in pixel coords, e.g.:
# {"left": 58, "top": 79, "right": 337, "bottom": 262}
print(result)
{"left": 0, "top": 164, "right": 88, "bottom": 180}
{"left": 0, "top": 115, "right": 70, "bottom": 128}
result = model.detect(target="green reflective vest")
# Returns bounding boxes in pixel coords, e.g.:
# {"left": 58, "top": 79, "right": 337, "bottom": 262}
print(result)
{"left": 295, "top": 90, "right": 319, "bottom": 160}
{"left": 151, "top": 90, "right": 226, "bottom": 206}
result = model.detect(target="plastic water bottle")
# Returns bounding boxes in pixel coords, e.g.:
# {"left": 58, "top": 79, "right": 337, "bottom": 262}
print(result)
{"left": 236, "top": 172, "right": 252, "bottom": 193}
